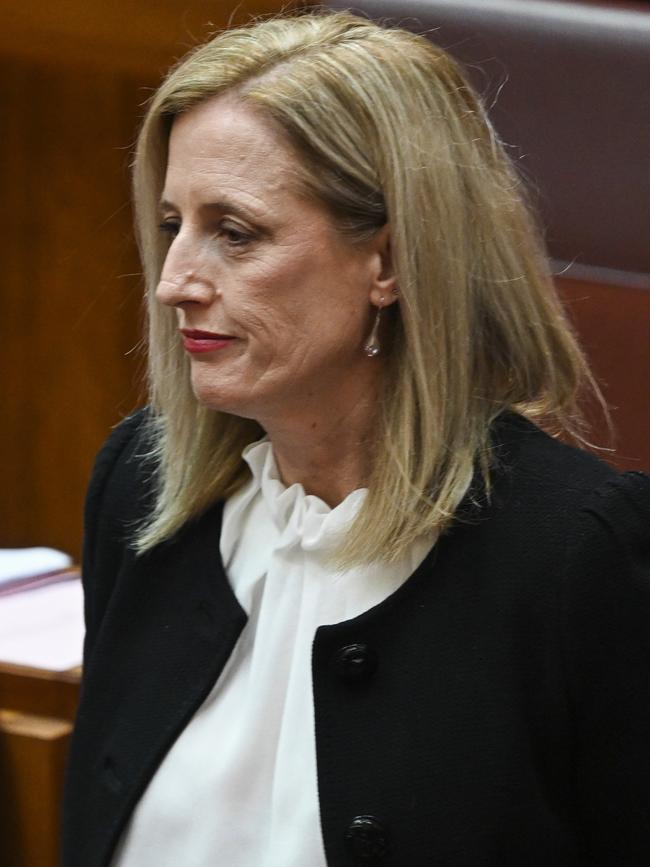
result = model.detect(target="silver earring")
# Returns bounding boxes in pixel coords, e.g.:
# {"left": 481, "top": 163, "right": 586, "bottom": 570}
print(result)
{"left": 363, "top": 297, "right": 384, "bottom": 357}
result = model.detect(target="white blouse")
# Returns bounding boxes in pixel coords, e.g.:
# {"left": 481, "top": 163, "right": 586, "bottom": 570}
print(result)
{"left": 111, "top": 439, "right": 436, "bottom": 867}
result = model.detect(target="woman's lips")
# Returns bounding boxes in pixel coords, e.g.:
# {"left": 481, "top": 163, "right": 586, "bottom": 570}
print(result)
{"left": 180, "top": 329, "right": 236, "bottom": 354}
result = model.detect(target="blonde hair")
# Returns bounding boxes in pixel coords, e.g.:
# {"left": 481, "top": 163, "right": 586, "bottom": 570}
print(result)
{"left": 132, "top": 9, "right": 598, "bottom": 564}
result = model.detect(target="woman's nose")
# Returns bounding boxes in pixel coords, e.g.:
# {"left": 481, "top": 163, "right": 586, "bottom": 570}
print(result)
{"left": 155, "top": 268, "right": 216, "bottom": 307}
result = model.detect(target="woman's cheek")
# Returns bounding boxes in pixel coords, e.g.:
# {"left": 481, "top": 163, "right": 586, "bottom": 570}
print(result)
{"left": 242, "top": 297, "right": 295, "bottom": 340}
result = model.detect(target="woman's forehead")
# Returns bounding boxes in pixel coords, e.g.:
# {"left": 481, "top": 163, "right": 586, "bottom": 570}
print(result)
{"left": 169, "top": 95, "right": 294, "bottom": 163}
{"left": 163, "top": 96, "right": 303, "bottom": 210}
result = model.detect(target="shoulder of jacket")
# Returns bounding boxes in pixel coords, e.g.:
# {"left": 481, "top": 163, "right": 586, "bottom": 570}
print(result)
{"left": 573, "top": 469, "right": 650, "bottom": 555}
{"left": 491, "top": 413, "right": 618, "bottom": 503}
{"left": 84, "top": 406, "right": 156, "bottom": 536}
{"left": 490, "top": 415, "right": 650, "bottom": 568}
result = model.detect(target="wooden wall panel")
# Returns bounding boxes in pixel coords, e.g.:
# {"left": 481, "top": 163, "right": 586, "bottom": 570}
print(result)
{"left": 1, "top": 2, "right": 296, "bottom": 561}
{"left": 1, "top": 1, "right": 302, "bottom": 74}
{"left": 1, "top": 57, "right": 145, "bottom": 560}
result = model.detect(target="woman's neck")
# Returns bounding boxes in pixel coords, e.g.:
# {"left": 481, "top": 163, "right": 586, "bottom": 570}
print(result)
{"left": 259, "top": 394, "right": 378, "bottom": 508}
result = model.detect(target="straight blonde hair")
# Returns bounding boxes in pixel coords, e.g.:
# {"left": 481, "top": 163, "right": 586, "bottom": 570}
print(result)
{"left": 132, "top": 9, "right": 598, "bottom": 564}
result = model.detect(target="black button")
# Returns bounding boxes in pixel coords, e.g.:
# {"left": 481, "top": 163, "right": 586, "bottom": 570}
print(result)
{"left": 334, "top": 643, "right": 378, "bottom": 682}
{"left": 345, "top": 815, "right": 389, "bottom": 860}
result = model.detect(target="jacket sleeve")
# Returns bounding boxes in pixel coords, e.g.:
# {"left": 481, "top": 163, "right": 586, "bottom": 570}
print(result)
{"left": 81, "top": 408, "right": 151, "bottom": 668}
{"left": 561, "top": 471, "right": 650, "bottom": 865}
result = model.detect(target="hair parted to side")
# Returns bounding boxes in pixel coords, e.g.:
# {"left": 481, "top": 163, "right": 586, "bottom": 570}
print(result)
{"left": 132, "top": 8, "right": 601, "bottom": 564}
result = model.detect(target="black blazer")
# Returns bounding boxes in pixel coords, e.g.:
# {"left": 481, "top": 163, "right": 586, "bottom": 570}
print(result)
{"left": 61, "top": 410, "right": 650, "bottom": 867}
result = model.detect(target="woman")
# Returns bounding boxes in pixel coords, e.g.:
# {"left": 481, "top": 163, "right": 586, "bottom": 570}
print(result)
{"left": 61, "top": 10, "right": 650, "bottom": 867}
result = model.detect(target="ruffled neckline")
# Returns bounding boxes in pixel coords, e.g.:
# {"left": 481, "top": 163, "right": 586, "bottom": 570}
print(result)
{"left": 241, "top": 438, "right": 367, "bottom": 553}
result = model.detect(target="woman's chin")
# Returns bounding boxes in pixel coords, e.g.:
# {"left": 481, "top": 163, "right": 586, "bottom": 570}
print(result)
{"left": 191, "top": 383, "right": 258, "bottom": 420}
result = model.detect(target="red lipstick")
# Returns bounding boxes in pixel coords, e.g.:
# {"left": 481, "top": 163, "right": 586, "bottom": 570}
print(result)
{"left": 180, "top": 329, "right": 236, "bottom": 354}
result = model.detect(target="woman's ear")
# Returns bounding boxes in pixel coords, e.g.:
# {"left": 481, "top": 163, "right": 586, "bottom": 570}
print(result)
{"left": 369, "top": 224, "right": 398, "bottom": 306}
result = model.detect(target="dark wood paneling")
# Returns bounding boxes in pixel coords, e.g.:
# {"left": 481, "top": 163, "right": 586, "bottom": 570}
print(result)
{"left": 0, "top": 2, "right": 298, "bottom": 561}
{"left": 0, "top": 0, "right": 303, "bottom": 74}
{"left": 1, "top": 57, "right": 145, "bottom": 560}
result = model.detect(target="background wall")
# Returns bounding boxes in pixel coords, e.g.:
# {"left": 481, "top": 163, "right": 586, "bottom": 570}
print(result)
{"left": 1, "top": 1, "right": 301, "bottom": 561}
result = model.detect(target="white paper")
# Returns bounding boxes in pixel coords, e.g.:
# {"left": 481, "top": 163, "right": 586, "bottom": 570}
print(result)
{"left": 0, "top": 578, "right": 84, "bottom": 670}
{"left": 0, "top": 547, "right": 73, "bottom": 585}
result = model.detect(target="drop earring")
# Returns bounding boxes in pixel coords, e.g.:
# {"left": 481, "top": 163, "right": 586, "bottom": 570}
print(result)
{"left": 363, "top": 296, "right": 384, "bottom": 357}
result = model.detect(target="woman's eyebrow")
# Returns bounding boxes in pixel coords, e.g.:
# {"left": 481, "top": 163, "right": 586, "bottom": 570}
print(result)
{"left": 158, "top": 197, "right": 262, "bottom": 222}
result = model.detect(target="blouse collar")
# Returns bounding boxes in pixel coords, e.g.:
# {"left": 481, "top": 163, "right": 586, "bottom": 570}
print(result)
{"left": 241, "top": 438, "right": 368, "bottom": 554}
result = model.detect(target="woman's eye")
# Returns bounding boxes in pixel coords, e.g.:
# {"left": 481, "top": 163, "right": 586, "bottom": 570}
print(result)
{"left": 220, "top": 224, "right": 254, "bottom": 247}
{"left": 157, "top": 219, "right": 254, "bottom": 247}
{"left": 158, "top": 220, "right": 180, "bottom": 238}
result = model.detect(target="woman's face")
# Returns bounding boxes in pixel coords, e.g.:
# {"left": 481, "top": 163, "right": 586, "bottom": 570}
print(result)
{"left": 156, "top": 95, "right": 394, "bottom": 425}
